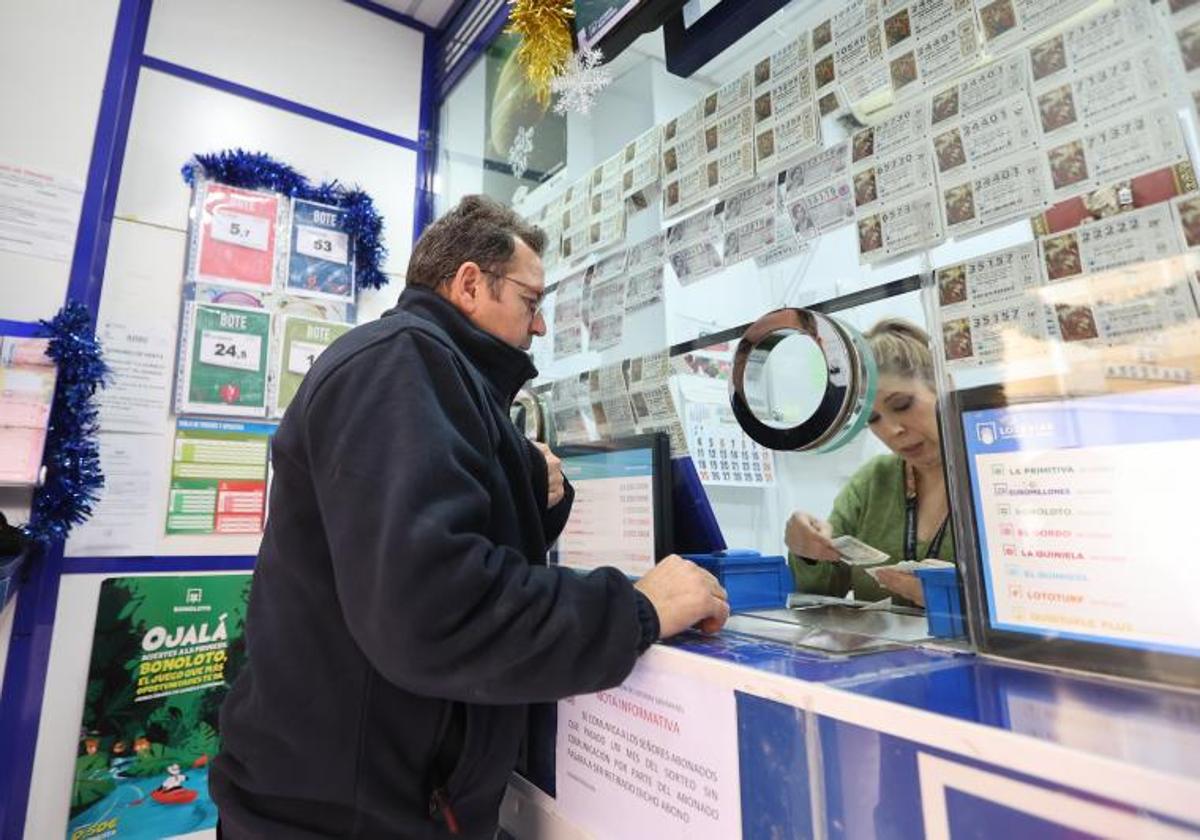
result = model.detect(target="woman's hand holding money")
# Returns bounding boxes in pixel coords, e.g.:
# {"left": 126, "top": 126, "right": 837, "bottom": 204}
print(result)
{"left": 784, "top": 511, "right": 840, "bottom": 563}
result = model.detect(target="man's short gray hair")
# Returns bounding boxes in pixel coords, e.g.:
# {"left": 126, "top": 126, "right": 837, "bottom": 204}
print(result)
{"left": 405, "top": 194, "right": 546, "bottom": 294}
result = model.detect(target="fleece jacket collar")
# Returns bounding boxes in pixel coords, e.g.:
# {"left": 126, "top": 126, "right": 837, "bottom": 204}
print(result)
{"left": 385, "top": 285, "right": 538, "bottom": 404}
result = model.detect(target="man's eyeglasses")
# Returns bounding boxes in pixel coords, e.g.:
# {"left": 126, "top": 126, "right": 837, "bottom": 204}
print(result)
{"left": 483, "top": 270, "right": 545, "bottom": 319}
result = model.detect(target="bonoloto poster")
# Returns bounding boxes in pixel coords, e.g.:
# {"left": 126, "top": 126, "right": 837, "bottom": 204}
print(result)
{"left": 67, "top": 574, "right": 251, "bottom": 840}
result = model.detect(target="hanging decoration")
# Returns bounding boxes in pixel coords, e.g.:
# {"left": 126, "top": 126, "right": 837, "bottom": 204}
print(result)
{"left": 181, "top": 149, "right": 389, "bottom": 290}
{"left": 508, "top": 125, "right": 536, "bottom": 180}
{"left": 505, "top": 0, "right": 576, "bottom": 104}
{"left": 551, "top": 45, "right": 612, "bottom": 116}
{"left": 24, "top": 301, "right": 108, "bottom": 547}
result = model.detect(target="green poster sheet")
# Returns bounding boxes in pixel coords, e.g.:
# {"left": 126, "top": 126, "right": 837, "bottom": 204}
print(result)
{"left": 273, "top": 315, "right": 351, "bottom": 416}
{"left": 166, "top": 418, "right": 274, "bottom": 535}
{"left": 180, "top": 303, "right": 271, "bottom": 416}
{"left": 67, "top": 574, "right": 251, "bottom": 840}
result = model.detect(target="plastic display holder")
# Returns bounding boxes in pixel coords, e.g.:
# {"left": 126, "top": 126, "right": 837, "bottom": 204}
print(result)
{"left": 186, "top": 178, "right": 288, "bottom": 292}
{"left": 928, "top": 249, "right": 1200, "bottom": 690}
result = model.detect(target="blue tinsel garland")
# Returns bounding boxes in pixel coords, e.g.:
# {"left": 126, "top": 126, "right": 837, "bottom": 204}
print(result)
{"left": 182, "top": 149, "right": 389, "bottom": 290}
{"left": 25, "top": 301, "right": 108, "bottom": 547}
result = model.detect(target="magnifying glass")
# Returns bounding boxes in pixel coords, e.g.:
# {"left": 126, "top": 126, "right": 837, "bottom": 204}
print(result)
{"left": 729, "top": 308, "right": 877, "bottom": 452}
{"left": 510, "top": 387, "right": 547, "bottom": 443}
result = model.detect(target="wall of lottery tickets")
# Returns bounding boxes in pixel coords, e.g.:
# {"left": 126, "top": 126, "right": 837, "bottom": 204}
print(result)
{"left": 511, "top": 0, "right": 1200, "bottom": 553}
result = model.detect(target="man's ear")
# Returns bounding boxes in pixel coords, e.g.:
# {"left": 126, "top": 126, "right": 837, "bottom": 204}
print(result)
{"left": 445, "top": 261, "right": 483, "bottom": 314}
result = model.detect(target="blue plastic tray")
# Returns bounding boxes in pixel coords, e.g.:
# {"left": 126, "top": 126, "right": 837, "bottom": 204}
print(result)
{"left": 915, "top": 566, "right": 965, "bottom": 638}
{"left": 682, "top": 551, "right": 791, "bottom": 612}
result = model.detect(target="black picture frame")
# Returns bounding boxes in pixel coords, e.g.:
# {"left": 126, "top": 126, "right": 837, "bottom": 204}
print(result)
{"left": 662, "top": 0, "right": 791, "bottom": 78}
{"left": 575, "top": 0, "right": 688, "bottom": 65}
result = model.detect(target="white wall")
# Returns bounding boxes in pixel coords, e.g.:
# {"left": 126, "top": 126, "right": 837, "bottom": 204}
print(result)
{"left": 5, "top": 1, "right": 427, "bottom": 836}
{"left": 143, "top": 0, "right": 424, "bottom": 144}
{"left": 0, "top": 0, "right": 121, "bottom": 549}
{"left": 114, "top": 71, "right": 418, "bottom": 277}
{"left": 88, "top": 50, "right": 419, "bottom": 558}
{"left": 0, "top": 0, "right": 122, "bottom": 791}
{"left": 0, "top": 0, "right": 121, "bottom": 323}
{"left": 68, "top": 0, "right": 421, "bottom": 561}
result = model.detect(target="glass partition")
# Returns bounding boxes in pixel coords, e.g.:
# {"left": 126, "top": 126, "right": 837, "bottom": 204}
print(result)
{"left": 434, "top": 0, "right": 1200, "bottom": 681}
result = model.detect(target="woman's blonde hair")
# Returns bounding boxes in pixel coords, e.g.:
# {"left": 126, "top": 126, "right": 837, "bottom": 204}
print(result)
{"left": 864, "top": 318, "right": 934, "bottom": 384}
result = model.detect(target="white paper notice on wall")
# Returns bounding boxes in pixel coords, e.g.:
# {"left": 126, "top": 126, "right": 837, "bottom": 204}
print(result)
{"left": 65, "top": 431, "right": 163, "bottom": 557}
{"left": 556, "top": 654, "right": 741, "bottom": 838}
{"left": 96, "top": 319, "right": 175, "bottom": 433}
{"left": 0, "top": 162, "right": 84, "bottom": 262}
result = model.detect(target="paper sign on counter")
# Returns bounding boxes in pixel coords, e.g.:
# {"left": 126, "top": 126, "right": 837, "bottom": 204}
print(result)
{"left": 557, "top": 653, "right": 740, "bottom": 839}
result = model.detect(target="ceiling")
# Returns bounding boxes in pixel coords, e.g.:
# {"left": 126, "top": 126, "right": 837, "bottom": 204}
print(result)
{"left": 368, "top": 0, "right": 462, "bottom": 28}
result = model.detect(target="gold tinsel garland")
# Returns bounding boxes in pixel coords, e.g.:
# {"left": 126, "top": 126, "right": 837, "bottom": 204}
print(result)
{"left": 506, "top": 0, "right": 575, "bottom": 104}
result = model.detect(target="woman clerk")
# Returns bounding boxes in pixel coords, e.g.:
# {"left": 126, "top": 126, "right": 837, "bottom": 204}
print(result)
{"left": 783, "top": 319, "right": 953, "bottom": 607}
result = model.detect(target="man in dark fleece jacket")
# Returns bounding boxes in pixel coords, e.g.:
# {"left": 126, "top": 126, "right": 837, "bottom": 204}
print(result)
{"left": 210, "top": 195, "right": 730, "bottom": 838}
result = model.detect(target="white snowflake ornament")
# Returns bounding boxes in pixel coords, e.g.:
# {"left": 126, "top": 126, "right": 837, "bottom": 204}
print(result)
{"left": 551, "top": 47, "right": 612, "bottom": 117}
{"left": 508, "top": 125, "right": 535, "bottom": 181}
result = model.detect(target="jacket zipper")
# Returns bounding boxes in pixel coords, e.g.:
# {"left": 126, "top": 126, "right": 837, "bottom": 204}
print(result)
{"left": 428, "top": 702, "right": 466, "bottom": 834}
{"left": 429, "top": 787, "right": 461, "bottom": 835}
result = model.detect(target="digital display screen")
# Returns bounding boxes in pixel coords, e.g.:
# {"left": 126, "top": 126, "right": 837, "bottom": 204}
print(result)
{"left": 554, "top": 447, "right": 658, "bottom": 576}
{"left": 962, "top": 385, "right": 1200, "bottom": 658}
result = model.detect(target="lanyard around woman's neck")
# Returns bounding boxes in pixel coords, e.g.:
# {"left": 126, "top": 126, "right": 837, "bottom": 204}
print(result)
{"left": 904, "top": 461, "right": 949, "bottom": 563}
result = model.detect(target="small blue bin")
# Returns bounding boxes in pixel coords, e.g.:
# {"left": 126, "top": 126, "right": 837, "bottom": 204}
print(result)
{"left": 915, "top": 566, "right": 965, "bottom": 638}
{"left": 0, "top": 548, "right": 28, "bottom": 610}
{"left": 682, "top": 551, "right": 790, "bottom": 612}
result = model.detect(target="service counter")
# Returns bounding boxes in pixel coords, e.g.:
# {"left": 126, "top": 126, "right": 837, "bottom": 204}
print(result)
{"left": 501, "top": 620, "right": 1200, "bottom": 839}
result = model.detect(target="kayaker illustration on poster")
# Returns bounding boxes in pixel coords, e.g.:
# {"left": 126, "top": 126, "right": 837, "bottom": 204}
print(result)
{"left": 67, "top": 574, "right": 251, "bottom": 840}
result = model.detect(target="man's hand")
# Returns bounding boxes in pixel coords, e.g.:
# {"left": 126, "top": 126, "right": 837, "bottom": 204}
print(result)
{"left": 534, "top": 442, "right": 566, "bottom": 508}
{"left": 635, "top": 555, "right": 730, "bottom": 638}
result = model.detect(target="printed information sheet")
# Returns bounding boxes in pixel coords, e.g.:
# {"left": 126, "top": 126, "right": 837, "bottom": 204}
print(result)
{"left": 966, "top": 388, "right": 1200, "bottom": 655}
{"left": 273, "top": 316, "right": 352, "bottom": 415}
{"left": 176, "top": 303, "right": 271, "bottom": 418}
{"left": 0, "top": 162, "right": 83, "bottom": 262}
{"left": 166, "top": 419, "right": 273, "bottom": 536}
{"left": 96, "top": 319, "right": 175, "bottom": 433}
{"left": 0, "top": 336, "right": 55, "bottom": 484}
{"left": 192, "top": 184, "right": 281, "bottom": 289}
{"left": 286, "top": 199, "right": 354, "bottom": 302}
{"left": 66, "top": 431, "right": 163, "bottom": 556}
{"left": 557, "top": 654, "right": 740, "bottom": 839}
